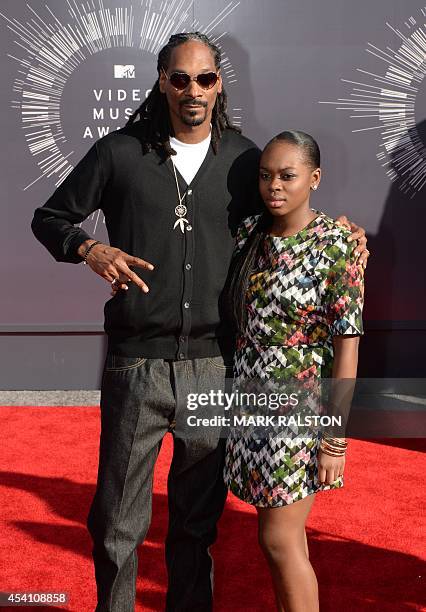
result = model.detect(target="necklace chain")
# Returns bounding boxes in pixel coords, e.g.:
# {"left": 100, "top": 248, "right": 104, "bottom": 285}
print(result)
{"left": 171, "top": 159, "right": 189, "bottom": 233}
{"left": 171, "top": 159, "right": 186, "bottom": 205}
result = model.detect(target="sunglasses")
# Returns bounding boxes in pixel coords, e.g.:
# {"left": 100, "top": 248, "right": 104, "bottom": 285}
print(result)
{"left": 162, "top": 69, "right": 219, "bottom": 91}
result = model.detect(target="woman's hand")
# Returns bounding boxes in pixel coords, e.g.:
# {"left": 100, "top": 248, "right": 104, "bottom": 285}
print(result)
{"left": 317, "top": 449, "right": 345, "bottom": 485}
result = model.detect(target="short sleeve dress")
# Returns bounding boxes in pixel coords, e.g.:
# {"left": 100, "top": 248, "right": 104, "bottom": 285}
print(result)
{"left": 223, "top": 211, "right": 364, "bottom": 507}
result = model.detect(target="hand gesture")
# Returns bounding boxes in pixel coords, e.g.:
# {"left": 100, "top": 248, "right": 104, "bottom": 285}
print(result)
{"left": 82, "top": 242, "right": 154, "bottom": 295}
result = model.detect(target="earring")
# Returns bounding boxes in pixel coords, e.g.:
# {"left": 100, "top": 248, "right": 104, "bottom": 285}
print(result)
{"left": 312, "top": 185, "right": 318, "bottom": 191}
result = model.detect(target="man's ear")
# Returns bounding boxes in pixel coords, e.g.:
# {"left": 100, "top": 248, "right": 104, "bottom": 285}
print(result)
{"left": 159, "top": 70, "right": 166, "bottom": 94}
{"left": 217, "top": 71, "right": 223, "bottom": 94}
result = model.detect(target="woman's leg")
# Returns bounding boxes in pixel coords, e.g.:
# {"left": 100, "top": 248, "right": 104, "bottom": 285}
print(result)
{"left": 304, "top": 528, "right": 309, "bottom": 559}
{"left": 257, "top": 494, "right": 318, "bottom": 612}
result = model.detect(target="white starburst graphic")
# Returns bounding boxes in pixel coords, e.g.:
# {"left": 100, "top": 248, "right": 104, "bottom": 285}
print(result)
{"left": 0, "top": 0, "right": 242, "bottom": 196}
{"left": 319, "top": 7, "right": 426, "bottom": 197}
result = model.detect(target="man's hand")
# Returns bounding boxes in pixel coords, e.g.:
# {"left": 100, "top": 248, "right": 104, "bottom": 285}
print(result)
{"left": 78, "top": 241, "right": 154, "bottom": 294}
{"left": 336, "top": 215, "right": 370, "bottom": 269}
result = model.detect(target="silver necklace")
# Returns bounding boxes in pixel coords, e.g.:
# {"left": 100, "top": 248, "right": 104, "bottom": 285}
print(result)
{"left": 171, "top": 159, "right": 189, "bottom": 233}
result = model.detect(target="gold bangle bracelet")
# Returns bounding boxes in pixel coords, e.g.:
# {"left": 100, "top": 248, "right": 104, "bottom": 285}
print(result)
{"left": 322, "top": 439, "right": 347, "bottom": 449}
{"left": 322, "top": 435, "right": 347, "bottom": 446}
{"left": 320, "top": 442, "right": 347, "bottom": 455}
{"left": 319, "top": 447, "right": 346, "bottom": 457}
{"left": 321, "top": 442, "right": 347, "bottom": 453}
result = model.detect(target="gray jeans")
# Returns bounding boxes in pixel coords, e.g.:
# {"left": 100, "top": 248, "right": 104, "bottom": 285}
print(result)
{"left": 87, "top": 354, "right": 232, "bottom": 612}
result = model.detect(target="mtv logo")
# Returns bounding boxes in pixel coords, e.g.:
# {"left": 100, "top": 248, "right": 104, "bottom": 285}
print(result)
{"left": 114, "top": 65, "right": 135, "bottom": 79}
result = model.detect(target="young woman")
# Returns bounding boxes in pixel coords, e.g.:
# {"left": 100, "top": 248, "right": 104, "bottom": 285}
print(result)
{"left": 224, "top": 131, "right": 364, "bottom": 611}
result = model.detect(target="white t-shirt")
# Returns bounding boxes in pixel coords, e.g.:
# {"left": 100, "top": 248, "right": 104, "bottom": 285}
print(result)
{"left": 169, "top": 132, "right": 211, "bottom": 185}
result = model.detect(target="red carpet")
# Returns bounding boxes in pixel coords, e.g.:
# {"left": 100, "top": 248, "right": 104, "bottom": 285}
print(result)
{"left": 0, "top": 406, "right": 424, "bottom": 611}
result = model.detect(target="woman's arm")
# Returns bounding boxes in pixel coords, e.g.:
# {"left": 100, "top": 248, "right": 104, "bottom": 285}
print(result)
{"left": 317, "top": 335, "right": 359, "bottom": 485}
{"left": 317, "top": 224, "right": 364, "bottom": 485}
{"left": 332, "top": 335, "right": 359, "bottom": 378}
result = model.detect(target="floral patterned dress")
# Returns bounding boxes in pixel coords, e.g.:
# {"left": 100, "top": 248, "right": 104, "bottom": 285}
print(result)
{"left": 223, "top": 211, "right": 364, "bottom": 507}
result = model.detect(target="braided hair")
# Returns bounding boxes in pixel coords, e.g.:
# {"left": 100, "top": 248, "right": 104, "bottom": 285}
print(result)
{"left": 126, "top": 32, "right": 240, "bottom": 156}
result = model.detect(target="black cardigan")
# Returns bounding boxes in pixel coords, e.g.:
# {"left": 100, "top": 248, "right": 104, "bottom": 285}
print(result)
{"left": 31, "top": 125, "right": 262, "bottom": 359}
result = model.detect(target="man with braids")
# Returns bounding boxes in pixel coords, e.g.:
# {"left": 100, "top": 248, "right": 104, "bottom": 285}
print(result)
{"left": 31, "top": 32, "right": 369, "bottom": 611}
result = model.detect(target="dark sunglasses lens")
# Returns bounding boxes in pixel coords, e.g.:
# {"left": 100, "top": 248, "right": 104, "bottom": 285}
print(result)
{"left": 196, "top": 72, "right": 218, "bottom": 89}
{"left": 169, "top": 73, "right": 190, "bottom": 90}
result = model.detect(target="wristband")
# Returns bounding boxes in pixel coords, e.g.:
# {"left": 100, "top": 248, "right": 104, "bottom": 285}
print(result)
{"left": 83, "top": 241, "right": 102, "bottom": 264}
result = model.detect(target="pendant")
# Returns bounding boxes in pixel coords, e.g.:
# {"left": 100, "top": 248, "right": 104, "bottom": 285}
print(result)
{"left": 173, "top": 203, "right": 189, "bottom": 233}
{"left": 173, "top": 217, "right": 189, "bottom": 233}
{"left": 175, "top": 204, "right": 187, "bottom": 218}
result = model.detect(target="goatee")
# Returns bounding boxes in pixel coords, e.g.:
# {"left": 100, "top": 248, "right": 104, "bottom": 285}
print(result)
{"left": 181, "top": 109, "right": 207, "bottom": 127}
